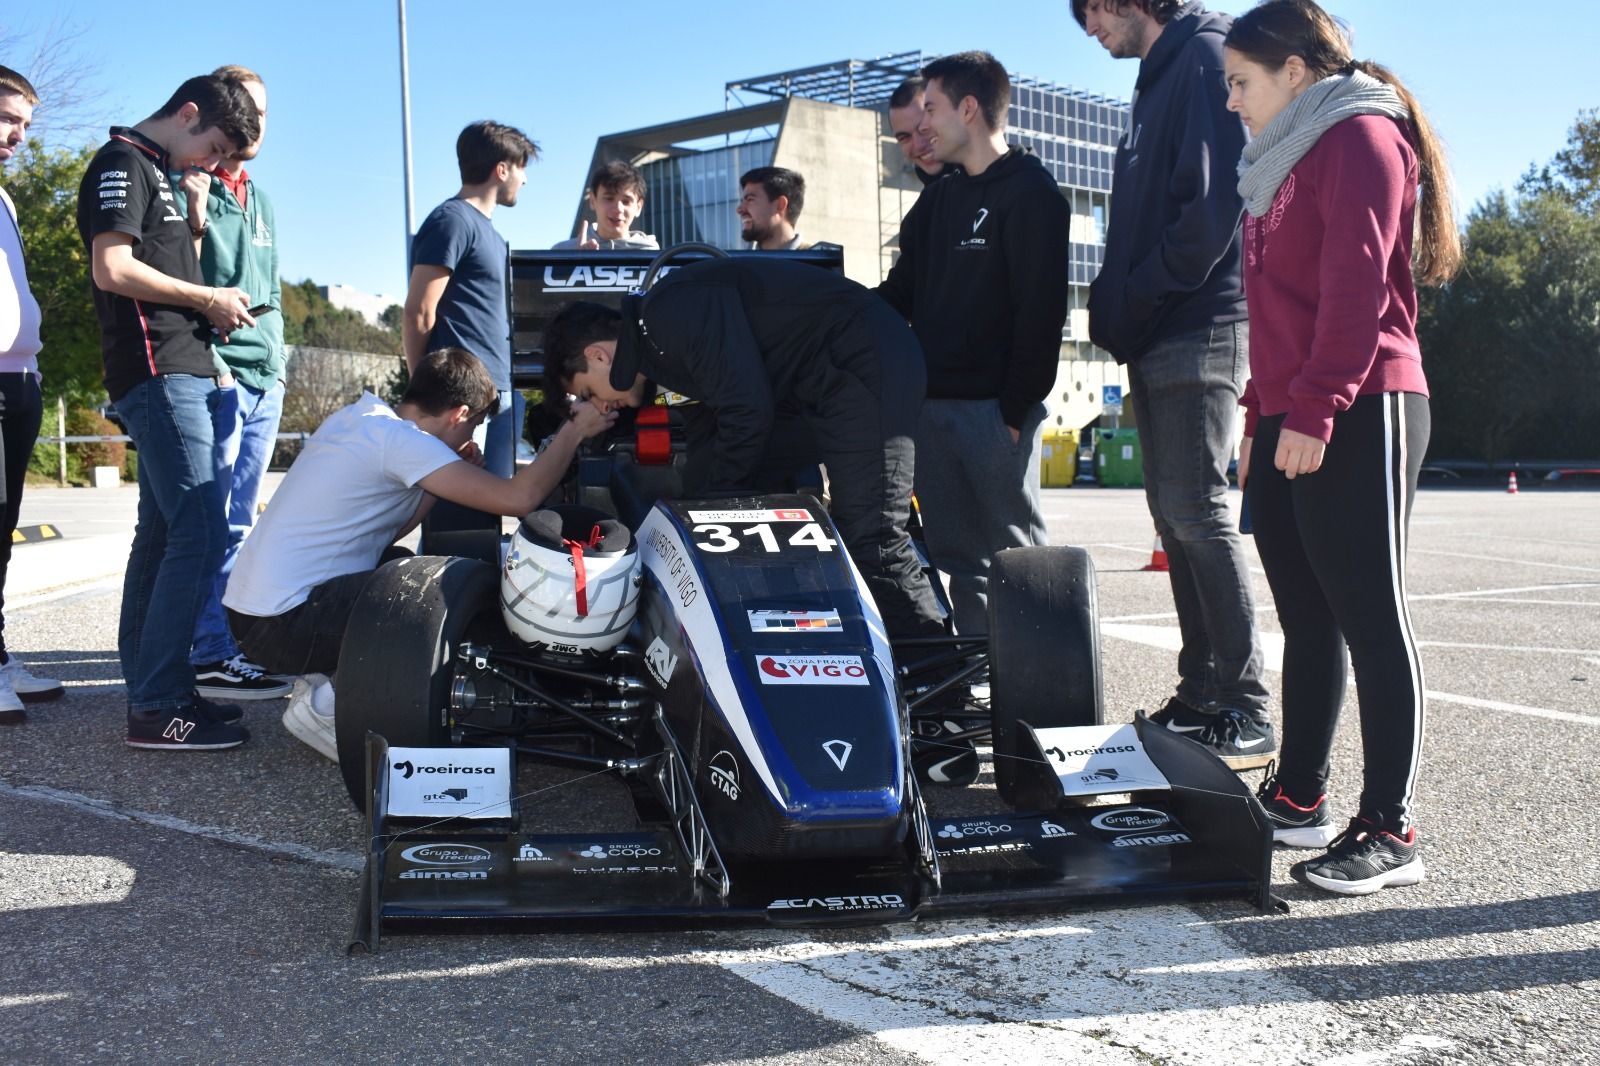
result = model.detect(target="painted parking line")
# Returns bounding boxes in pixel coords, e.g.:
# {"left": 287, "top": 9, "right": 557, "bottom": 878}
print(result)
{"left": 1412, "top": 582, "right": 1600, "bottom": 601}
{"left": 1408, "top": 548, "right": 1600, "bottom": 576}
{"left": 1101, "top": 624, "right": 1599, "bottom": 728}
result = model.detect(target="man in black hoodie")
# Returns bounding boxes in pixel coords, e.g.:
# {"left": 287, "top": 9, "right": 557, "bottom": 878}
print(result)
{"left": 542, "top": 257, "right": 945, "bottom": 640}
{"left": 1076, "top": 0, "right": 1273, "bottom": 767}
{"left": 877, "top": 52, "right": 1070, "bottom": 637}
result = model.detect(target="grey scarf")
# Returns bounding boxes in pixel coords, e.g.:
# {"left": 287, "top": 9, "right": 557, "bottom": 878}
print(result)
{"left": 1236, "top": 71, "right": 1410, "bottom": 217}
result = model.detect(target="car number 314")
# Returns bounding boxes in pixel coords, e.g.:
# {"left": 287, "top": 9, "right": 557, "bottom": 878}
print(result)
{"left": 692, "top": 523, "right": 836, "bottom": 553}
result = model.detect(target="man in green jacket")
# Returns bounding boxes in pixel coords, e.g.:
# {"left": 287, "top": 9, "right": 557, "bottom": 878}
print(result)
{"left": 177, "top": 65, "right": 291, "bottom": 701}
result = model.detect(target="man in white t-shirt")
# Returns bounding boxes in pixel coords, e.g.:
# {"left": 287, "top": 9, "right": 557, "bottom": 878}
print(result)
{"left": 223, "top": 347, "right": 612, "bottom": 758}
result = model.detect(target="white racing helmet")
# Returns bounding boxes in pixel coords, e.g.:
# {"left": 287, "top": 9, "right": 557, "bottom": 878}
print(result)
{"left": 501, "top": 505, "right": 640, "bottom": 653}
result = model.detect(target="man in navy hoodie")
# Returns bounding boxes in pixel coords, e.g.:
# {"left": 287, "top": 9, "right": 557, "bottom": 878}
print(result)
{"left": 878, "top": 51, "right": 1070, "bottom": 638}
{"left": 1075, "top": 0, "right": 1274, "bottom": 769}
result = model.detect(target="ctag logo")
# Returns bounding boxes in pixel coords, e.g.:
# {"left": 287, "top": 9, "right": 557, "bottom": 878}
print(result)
{"left": 708, "top": 750, "right": 741, "bottom": 801}
{"left": 645, "top": 635, "right": 678, "bottom": 688}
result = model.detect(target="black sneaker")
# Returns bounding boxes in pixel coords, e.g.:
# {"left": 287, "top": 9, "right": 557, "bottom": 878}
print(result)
{"left": 194, "top": 655, "right": 292, "bottom": 701}
{"left": 192, "top": 693, "right": 245, "bottom": 726}
{"left": 1256, "top": 764, "right": 1338, "bottom": 848}
{"left": 1292, "top": 818, "right": 1425, "bottom": 896}
{"left": 126, "top": 703, "right": 249, "bottom": 750}
{"left": 1144, "top": 696, "right": 1215, "bottom": 736}
{"left": 1195, "top": 708, "right": 1278, "bottom": 771}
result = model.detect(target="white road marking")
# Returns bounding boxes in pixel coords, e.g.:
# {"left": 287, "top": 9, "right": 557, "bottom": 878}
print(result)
{"left": 0, "top": 780, "right": 362, "bottom": 873}
{"left": 1102, "top": 624, "right": 1599, "bottom": 728}
{"left": 366, "top": 918, "right": 1391, "bottom": 1065}
{"left": 0, "top": 993, "right": 70, "bottom": 1008}
{"left": 6, "top": 578, "right": 122, "bottom": 611}
{"left": 1416, "top": 640, "right": 1600, "bottom": 656}
{"left": 1409, "top": 548, "right": 1600, "bottom": 575}
{"left": 0, "top": 853, "right": 135, "bottom": 911}
{"left": 1412, "top": 581, "right": 1600, "bottom": 601}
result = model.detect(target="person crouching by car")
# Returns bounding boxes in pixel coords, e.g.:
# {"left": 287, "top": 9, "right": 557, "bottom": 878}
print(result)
{"left": 222, "top": 348, "right": 613, "bottom": 760}
{"left": 543, "top": 256, "right": 945, "bottom": 640}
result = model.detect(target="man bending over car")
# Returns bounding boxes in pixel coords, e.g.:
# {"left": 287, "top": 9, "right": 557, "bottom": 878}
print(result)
{"left": 543, "top": 255, "right": 945, "bottom": 640}
{"left": 222, "top": 348, "right": 612, "bottom": 760}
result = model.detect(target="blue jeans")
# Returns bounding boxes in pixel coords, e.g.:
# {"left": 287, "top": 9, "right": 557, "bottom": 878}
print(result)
{"left": 1127, "top": 321, "right": 1268, "bottom": 717}
{"left": 913, "top": 397, "right": 1048, "bottom": 636}
{"left": 191, "top": 379, "right": 285, "bottom": 664}
{"left": 114, "top": 375, "right": 227, "bottom": 712}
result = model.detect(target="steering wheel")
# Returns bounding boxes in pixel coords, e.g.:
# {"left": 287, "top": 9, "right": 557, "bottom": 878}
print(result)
{"left": 642, "top": 242, "right": 730, "bottom": 292}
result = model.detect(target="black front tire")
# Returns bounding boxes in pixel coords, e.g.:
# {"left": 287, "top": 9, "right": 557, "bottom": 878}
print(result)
{"left": 987, "top": 545, "right": 1104, "bottom": 805}
{"left": 334, "top": 556, "right": 502, "bottom": 808}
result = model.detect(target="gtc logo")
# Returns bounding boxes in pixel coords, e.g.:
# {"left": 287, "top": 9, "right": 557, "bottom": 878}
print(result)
{"left": 1079, "top": 767, "right": 1121, "bottom": 784}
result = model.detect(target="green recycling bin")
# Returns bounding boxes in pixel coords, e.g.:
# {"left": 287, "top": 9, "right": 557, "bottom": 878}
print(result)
{"left": 1096, "top": 428, "right": 1143, "bottom": 488}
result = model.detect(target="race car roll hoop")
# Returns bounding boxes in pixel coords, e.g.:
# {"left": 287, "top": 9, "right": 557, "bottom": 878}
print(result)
{"left": 344, "top": 245, "right": 1282, "bottom": 952}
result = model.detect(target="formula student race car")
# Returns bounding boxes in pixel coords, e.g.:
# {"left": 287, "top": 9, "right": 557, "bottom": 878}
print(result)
{"left": 340, "top": 245, "right": 1278, "bottom": 950}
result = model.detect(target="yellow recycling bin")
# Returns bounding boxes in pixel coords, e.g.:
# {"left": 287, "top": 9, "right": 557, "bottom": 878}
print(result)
{"left": 1040, "top": 428, "right": 1079, "bottom": 487}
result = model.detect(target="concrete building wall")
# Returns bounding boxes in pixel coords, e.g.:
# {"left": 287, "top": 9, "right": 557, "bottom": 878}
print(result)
{"left": 770, "top": 98, "right": 884, "bottom": 288}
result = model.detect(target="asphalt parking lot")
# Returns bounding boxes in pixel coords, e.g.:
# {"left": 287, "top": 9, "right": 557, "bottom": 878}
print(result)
{"left": 3, "top": 478, "right": 1597, "bottom": 1065}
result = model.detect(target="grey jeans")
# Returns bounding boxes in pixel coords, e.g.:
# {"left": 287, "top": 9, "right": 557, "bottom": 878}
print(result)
{"left": 914, "top": 397, "right": 1048, "bottom": 636}
{"left": 1127, "top": 320, "right": 1268, "bottom": 717}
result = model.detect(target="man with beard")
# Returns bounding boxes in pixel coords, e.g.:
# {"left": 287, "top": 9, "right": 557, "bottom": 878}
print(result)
{"left": 404, "top": 120, "right": 539, "bottom": 482}
{"left": 175, "top": 65, "right": 292, "bottom": 703}
{"left": 736, "top": 166, "right": 831, "bottom": 251}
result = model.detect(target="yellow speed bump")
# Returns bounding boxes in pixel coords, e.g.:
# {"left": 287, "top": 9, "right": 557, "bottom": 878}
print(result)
{"left": 11, "top": 524, "right": 62, "bottom": 544}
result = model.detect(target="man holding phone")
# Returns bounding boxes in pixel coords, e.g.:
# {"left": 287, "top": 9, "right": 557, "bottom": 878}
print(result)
{"left": 176, "top": 65, "right": 292, "bottom": 701}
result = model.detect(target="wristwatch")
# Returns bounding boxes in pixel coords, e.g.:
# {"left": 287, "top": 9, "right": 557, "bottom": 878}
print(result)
{"left": 189, "top": 219, "right": 209, "bottom": 239}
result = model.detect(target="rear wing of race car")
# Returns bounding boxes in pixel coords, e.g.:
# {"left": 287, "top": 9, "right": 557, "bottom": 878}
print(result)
{"left": 508, "top": 245, "right": 847, "bottom": 391}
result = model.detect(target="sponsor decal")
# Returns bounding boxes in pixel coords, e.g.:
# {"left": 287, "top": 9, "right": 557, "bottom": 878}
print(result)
{"left": 398, "top": 869, "right": 488, "bottom": 880}
{"left": 399, "top": 843, "right": 491, "bottom": 866}
{"left": 1046, "top": 744, "right": 1137, "bottom": 761}
{"left": 757, "top": 654, "right": 868, "bottom": 687}
{"left": 1040, "top": 820, "right": 1073, "bottom": 838}
{"left": 936, "top": 821, "right": 1013, "bottom": 840}
{"left": 644, "top": 525, "right": 699, "bottom": 607}
{"left": 1079, "top": 767, "right": 1121, "bottom": 785}
{"left": 571, "top": 863, "right": 679, "bottom": 876}
{"left": 644, "top": 635, "right": 679, "bottom": 687}
{"left": 540, "top": 641, "right": 581, "bottom": 655}
{"left": 425, "top": 788, "right": 470, "bottom": 802}
{"left": 580, "top": 844, "right": 663, "bottom": 860}
{"left": 393, "top": 759, "right": 497, "bottom": 779}
{"left": 767, "top": 894, "right": 906, "bottom": 913}
{"left": 515, "top": 844, "right": 553, "bottom": 863}
{"left": 99, "top": 169, "right": 129, "bottom": 179}
{"left": 972, "top": 207, "right": 990, "bottom": 233}
{"left": 748, "top": 609, "right": 842, "bottom": 633}
{"left": 687, "top": 508, "right": 811, "bottom": 523}
{"left": 541, "top": 263, "right": 668, "bottom": 292}
{"left": 708, "top": 750, "right": 741, "bottom": 801}
{"left": 821, "top": 739, "right": 853, "bottom": 771}
{"left": 97, "top": 189, "right": 126, "bottom": 198}
{"left": 1110, "top": 832, "right": 1192, "bottom": 849}
{"left": 1089, "top": 808, "right": 1172, "bottom": 833}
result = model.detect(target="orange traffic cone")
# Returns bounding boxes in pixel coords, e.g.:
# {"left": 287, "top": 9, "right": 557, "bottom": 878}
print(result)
{"left": 1508, "top": 471, "right": 1519, "bottom": 494}
{"left": 1142, "top": 534, "right": 1169, "bottom": 572}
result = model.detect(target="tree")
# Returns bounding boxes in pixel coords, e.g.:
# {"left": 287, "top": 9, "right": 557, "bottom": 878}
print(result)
{"left": 1419, "top": 112, "right": 1600, "bottom": 462}
{"left": 5, "top": 142, "right": 102, "bottom": 403}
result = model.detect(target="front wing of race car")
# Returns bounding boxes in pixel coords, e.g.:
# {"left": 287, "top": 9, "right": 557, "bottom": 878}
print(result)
{"left": 349, "top": 716, "right": 1281, "bottom": 952}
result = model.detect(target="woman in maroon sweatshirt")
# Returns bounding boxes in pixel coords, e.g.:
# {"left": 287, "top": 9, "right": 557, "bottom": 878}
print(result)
{"left": 1222, "top": 0, "right": 1461, "bottom": 896}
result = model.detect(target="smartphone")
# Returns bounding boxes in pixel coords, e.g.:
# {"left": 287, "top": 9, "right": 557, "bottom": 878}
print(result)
{"left": 247, "top": 303, "right": 275, "bottom": 316}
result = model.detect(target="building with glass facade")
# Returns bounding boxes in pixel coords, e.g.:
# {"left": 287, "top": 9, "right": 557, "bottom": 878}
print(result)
{"left": 574, "top": 52, "right": 1132, "bottom": 429}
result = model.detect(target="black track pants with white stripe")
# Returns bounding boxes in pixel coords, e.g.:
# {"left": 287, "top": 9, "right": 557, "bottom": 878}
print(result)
{"left": 1248, "top": 392, "right": 1429, "bottom": 834}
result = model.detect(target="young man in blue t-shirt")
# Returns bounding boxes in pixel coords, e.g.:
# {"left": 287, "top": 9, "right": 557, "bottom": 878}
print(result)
{"left": 403, "top": 120, "right": 539, "bottom": 482}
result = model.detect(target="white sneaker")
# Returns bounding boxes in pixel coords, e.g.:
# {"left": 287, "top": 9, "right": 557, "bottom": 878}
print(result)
{"left": 0, "top": 673, "right": 23, "bottom": 725}
{"left": 1, "top": 657, "right": 64, "bottom": 702}
{"left": 282, "top": 676, "right": 337, "bottom": 761}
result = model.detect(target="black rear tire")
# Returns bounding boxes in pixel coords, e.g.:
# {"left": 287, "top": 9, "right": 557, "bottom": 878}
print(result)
{"left": 988, "top": 545, "right": 1104, "bottom": 805}
{"left": 334, "top": 556, "right": 502, "bottom": 808}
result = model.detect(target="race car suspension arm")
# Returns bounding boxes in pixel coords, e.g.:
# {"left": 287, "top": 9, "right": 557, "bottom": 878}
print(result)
{"left": 465, "top": 652, "right": 635, "bottom": 749}
{"left": 645, "top": 707, "right": 731, "bottom": 898}
{"left": 904, "top": 655, "right": 988, "bottom": 714}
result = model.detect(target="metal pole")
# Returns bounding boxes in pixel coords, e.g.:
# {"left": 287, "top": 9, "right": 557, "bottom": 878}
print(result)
{"left": 56, "top": 395, "right": 66, "bottom": 487}
{"left": 398, "top": 0, "right": 417, "bottom": 270}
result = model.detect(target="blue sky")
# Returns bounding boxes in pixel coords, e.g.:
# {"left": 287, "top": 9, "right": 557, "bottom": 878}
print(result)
{"left": 6, "top": 1, "right": 1597, "bottom": 300}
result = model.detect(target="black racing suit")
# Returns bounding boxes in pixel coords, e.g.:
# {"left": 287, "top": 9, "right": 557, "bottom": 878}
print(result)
{"left": 627, "top": 257, "right": 944, "bottom": 638}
